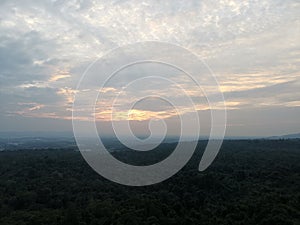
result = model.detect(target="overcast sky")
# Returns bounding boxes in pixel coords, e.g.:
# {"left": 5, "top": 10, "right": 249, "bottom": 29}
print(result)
{"left": 0, "top": 0, "right": 299, "bottom": 137}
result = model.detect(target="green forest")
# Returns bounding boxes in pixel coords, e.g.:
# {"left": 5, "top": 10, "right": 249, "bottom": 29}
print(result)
{"left": 0, "top": 139, "right": 299, "bottom": 225}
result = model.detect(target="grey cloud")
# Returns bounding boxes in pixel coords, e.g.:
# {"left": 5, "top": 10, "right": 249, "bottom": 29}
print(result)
{"left": 0, "top": 32, "right": 58, "bottom": 87}
{"left": 224, "top": 80, "right": 300, "bottom": 100}
{"left": 0, "top": 86, "right": 64, "bottom": 113}
{"left": 118, "top": 97, "right": 176, "bottom": 112}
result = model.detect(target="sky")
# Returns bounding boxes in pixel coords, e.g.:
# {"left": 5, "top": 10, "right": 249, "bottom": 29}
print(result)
{"left": 0, "top": 0, "right": 299, "bottom": 137}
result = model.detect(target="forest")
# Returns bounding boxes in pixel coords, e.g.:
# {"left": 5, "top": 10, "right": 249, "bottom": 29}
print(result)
{"left": 0, "top": 139, "right": 299, "bottom": 225}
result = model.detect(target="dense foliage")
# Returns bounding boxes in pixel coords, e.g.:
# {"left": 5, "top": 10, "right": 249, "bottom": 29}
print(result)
{"left": 0, "top": 139, "right": 299, "bottom": 225}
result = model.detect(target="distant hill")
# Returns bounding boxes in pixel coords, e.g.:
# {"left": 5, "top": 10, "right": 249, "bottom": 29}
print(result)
{"left": 0, "top": 131, "right": 74, "bottom": 138}
{"left": 268, "top": 133, "right": 300, "bottom": 139}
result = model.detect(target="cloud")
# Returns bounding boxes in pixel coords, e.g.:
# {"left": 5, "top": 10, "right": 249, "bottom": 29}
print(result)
{"left": 49, "top": 73, "right": 71, "bottom": 82}
{"left": 0, "top": 0, "right": 299, "bottom": 135}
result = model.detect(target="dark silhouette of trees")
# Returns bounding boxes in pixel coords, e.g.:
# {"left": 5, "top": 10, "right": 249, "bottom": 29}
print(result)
{"left": 0, "top": 139, "right": 299, "bottom": 224}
